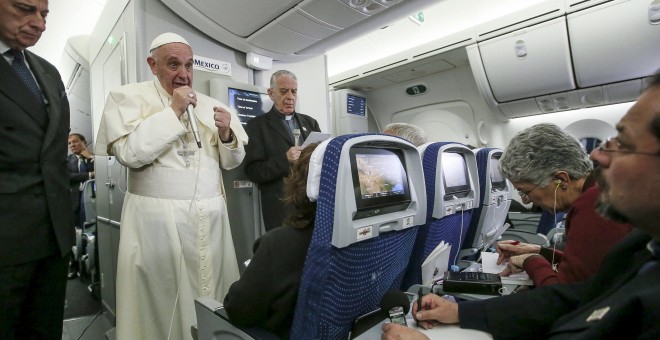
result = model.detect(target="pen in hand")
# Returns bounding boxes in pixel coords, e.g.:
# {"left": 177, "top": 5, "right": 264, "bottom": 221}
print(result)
{"left": 416, "top": 286, "right": 423, "bottom": 327}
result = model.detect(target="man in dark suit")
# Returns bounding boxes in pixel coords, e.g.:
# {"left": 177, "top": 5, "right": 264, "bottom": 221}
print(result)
{"left": 67, "top": 133, "right": 94, "bottom": 228}
{"left": 244, "top": 70, "right": 321, "bottom": 231}
{"left": 382, "top": 71, "right": 660, "bottom": 339}
{"left": 66, "top": 133, "right": 94, "bottom": 279}
{"left": 0, "top": 1, "right": 74, "bottom": 339}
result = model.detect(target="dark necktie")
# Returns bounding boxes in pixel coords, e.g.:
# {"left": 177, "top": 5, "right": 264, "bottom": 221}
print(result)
{"left": 79, "top": 157, "right": 89, "bottom": 173}
{"left": 6, "top": 49, "right": 44, "bottom": 104}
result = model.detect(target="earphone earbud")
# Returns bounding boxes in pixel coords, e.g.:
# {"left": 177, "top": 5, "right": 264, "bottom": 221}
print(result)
{"left": 555, "top": 179, "right": 562, "bottom": 187}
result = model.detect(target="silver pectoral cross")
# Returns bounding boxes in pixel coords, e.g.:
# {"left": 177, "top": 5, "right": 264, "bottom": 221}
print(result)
{"left": 177, "top": 150, "right": 196, "bottom": 157}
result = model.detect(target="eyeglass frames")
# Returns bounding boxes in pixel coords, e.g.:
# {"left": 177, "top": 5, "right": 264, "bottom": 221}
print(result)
{"left": 598, "top": 137, "right": 660, "bottom": 157}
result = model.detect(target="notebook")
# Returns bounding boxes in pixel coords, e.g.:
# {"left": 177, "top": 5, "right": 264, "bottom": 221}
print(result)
{"left": 421, "top": 241, "right": 451, "bottom": 285}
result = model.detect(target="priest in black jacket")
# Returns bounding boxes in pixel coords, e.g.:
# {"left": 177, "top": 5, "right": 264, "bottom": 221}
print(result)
{"left": 243, "top": 70, "right": 320, "bottom": 231}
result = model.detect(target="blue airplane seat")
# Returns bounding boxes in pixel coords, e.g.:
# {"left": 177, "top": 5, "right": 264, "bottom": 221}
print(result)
{"left": 195, "top": 133, "right": 427, "bottom": 340}
{"left": 536, "top": 209, "right": 565, "bottom": 235}
{"left": 401, "top": 142, "right": 479, "bottom": 289}
{"left": 460, "top": 148, "right": 512, "bottom": 261}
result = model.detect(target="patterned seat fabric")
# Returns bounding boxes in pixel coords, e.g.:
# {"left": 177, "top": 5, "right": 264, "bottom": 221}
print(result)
{"left": 290, "top": 134, "right": 418, "bottom": 339}
{"left": 401, "top": 142, "right": 473, "bottom": 289}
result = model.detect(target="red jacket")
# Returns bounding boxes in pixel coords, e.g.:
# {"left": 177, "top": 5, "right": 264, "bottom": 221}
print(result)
{"left": 523, "top": 181, "right": 633, "bottom": 286}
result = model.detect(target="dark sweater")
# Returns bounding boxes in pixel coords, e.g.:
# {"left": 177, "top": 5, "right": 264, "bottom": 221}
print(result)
{"left": 224, "top": 224, "right": 314, "bottom": 338}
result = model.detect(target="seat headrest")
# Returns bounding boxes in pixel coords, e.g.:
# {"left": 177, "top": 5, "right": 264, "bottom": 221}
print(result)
{"left": 306, "top": 139, "right": 332, "bottom": 202}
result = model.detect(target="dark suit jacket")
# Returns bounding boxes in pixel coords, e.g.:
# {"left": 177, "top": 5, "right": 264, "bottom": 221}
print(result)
{"left": 0, "top": 50, "right": 74, "bottom": 266}
{"left": 459, "top": 229, "right": 660, "bottom": 339}
{"left": 243, "top": 107, "right": 320, "bottom": 231}
{"left": 67, "top": 153, "right": 94, "bottom": 225}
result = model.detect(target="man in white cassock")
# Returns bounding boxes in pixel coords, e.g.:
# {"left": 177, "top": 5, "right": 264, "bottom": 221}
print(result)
{"left": 95, "top": 33, "right": 246, "bottom": 340}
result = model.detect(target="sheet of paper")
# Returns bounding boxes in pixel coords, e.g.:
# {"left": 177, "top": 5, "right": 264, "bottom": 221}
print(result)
{"left": 481, "top": 251, "right": 533, "bottom": 285}
{"left": 302, "top": 132, "right": 331, "bottom": 147}
{"left": 481, "top": 251, "right": 507, "bottom": 274}
{"left": 501, "top": 273, "right": 533, "bottom": 286}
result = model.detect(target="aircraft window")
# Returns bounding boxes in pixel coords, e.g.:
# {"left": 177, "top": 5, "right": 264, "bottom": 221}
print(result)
{"left": 579, "top": 137, "right": 602, "bottom": 154}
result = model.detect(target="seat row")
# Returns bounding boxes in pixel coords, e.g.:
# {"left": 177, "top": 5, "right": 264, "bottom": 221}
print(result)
{"left": 195, "top": 133, "right": 545, "bottom": 339}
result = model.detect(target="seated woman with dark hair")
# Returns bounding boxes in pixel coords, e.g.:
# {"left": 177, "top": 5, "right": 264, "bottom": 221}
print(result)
{"left": 223, "top": 143, "right": 319, "bottom": 339}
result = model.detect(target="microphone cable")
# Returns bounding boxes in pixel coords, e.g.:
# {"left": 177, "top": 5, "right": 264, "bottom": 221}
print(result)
{"left": 451, "top": 198, "right": 465, "bottom": 267}
{"left": 167, "top": 114, "right": 203, "bottom": 340}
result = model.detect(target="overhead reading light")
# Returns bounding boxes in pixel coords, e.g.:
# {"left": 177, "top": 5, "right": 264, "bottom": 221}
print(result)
{"left": 374, "top": 0, "right": 400, "bottom": 6}
{"left": 345, "top": 0, "right": 386, "bottom": 15}
{"left": 650, "top": 0, "right": 660, "bottom": 25}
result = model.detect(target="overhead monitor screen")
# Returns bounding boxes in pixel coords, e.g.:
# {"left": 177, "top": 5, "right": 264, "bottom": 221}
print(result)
{"left": 228, "top": 87, "right": 273, "bottom": 125}
{"left": 346, "top": 94, "right": 366, "bottom": 116}
{"left": 442, "top": 152, "right": 471, "bottom": 199}
{"left": 350, "top": 147, "right": 411, "bottom": 219}
{"left": 489, "top": 156, "right": 507, "bottom": 190}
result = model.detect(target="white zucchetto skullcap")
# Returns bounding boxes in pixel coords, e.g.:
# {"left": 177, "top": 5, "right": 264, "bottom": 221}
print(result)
{"left": 149, "top": 32, "right": 190, "bottom": 52}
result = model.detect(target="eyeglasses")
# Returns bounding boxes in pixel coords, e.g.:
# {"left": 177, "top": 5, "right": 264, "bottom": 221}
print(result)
{"left": 517, "top": 181, "right": 543, "bottom": 200}
{"left": 598, "top": 137, "right": 660, "bottom": 157}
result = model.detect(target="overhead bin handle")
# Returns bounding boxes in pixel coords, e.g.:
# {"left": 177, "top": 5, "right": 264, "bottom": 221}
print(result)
{"left": 650, "top": 1, "right": 660, "bottom": 25}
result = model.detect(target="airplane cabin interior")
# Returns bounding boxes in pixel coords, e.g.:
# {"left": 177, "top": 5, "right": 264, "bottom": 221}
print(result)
{"left": 40, "top": 0, "right": 660, "bottom": 339}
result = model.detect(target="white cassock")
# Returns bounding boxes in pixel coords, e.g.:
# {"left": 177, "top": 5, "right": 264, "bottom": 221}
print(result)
{"left": 95, "top": 78, "right": 246, "bottom": 340}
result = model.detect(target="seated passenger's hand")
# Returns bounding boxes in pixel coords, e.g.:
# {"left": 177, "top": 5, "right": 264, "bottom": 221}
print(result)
{"left": 413, "top": 294, "right": 459, "bottom": 328}
{"left": 499, "top": 253, "right": 539, "bottom": 276}
{"left": 381, "top": 323, "right": 430, "bottom": 340}
{"left": 286, "top": 146, "right": 303, "bottom": 163}
{"left": 496, "top": 241, "right": 541, "bottom": 264}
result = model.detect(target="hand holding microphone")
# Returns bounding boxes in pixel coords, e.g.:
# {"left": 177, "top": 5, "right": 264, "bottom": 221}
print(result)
{"left": 381, "top": 290, "right": 410, "bottom": 327}
{"left": 187, "top": 93, "right": 202, "bottom": 149}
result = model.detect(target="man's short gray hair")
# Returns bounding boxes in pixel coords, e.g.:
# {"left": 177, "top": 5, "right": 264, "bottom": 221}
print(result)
{"left": 270, "top": 70, "right": 297, "bottom": 89}
{"left": 500, "top": 123, "right": 592, "bottom": 187}
{"left": 384, "top": 123, "right": 428, "bottom": 147}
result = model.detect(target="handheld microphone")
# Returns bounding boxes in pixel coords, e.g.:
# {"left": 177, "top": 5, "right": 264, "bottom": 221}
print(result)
{"left": 186, "top": 105, "right": 202, "bottom": 149}
{"left": 293, "top": 128, "right": 301, "bottom": 147}
{"left": 380, "top": 290, "right": 410, "bottom": 326}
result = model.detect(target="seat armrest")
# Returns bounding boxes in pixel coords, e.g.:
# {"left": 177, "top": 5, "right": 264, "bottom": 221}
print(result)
{"left": 194, "top": 297, "right": 279, "bottom": 340}
{"left": 501, "top": 230, "right": 549, "bottom": 247}
{"left": 195, "top": 297, "right": 253, "bottom": 340}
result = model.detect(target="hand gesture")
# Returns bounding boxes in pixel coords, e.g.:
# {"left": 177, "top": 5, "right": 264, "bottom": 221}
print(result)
{"left": 413, "top": 294, "right": 459, "bottom": 329}
{"left": 381, "top": 323, "right": 429, "bottom": 340}
{"left": 496, "top": 241, "right": 541, "bottom": 265}
{"left": 213, "top": 106, "right": 232, "bottom": 142}
{"left": 499, "top": 253, "right": 540, "bottom": 276}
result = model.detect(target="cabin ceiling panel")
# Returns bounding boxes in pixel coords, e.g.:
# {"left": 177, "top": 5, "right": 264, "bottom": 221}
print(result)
{"left": 381, "top": 59, "right": 455, "bottom": 83}
{"left": 185, "top": 0, "right": 300, "bottom": 38}
{"left": 160, "top": 0, "right": 436, "bottom": 61}
{"left": 334, "top": 49, "right": 467, "bottom": 91}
